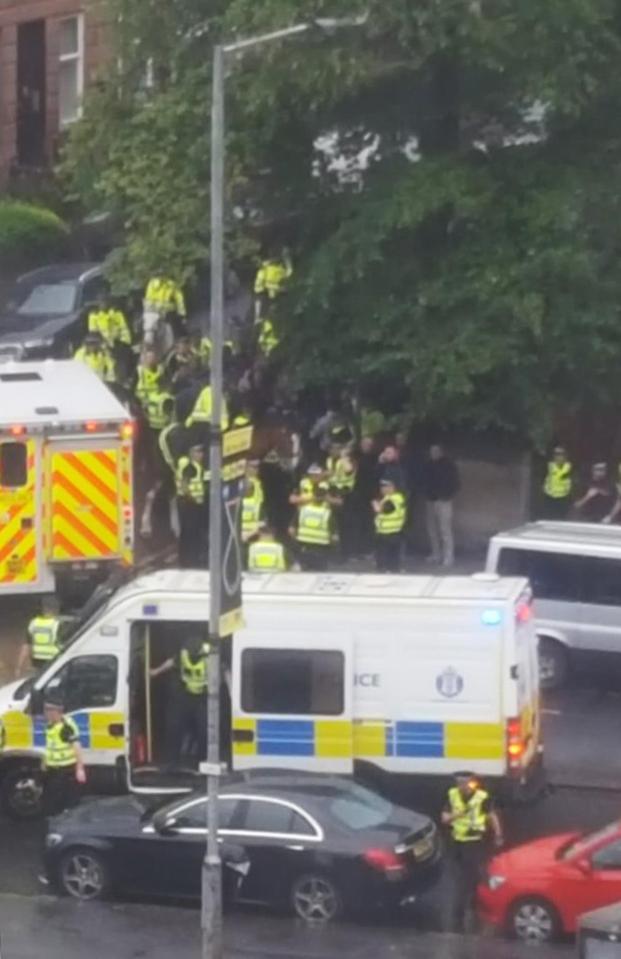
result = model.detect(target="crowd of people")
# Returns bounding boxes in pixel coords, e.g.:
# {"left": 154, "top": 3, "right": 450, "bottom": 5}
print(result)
{"left": 68, "top": 252, "right": 465, "bottom": 576}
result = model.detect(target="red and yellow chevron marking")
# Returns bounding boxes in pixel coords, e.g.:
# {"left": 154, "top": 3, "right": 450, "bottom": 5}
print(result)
{"left": 50, "top": 449, "right": 121, "bottom": 561}
{"left": 0, "top": 441, "right": 38, "bottom": 585}
{"left": 120, "top": 441, "right": 134, "bottom": 565}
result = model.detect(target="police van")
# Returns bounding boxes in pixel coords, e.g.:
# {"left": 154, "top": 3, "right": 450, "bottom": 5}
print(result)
{"left": 0, "top": 571, "right": 542, "bottom": 817}
{"left": 0, "top": 360, "right": 134, "bottom": 599}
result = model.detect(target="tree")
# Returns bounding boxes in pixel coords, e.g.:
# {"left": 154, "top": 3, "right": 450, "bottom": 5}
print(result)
{"left": 62, "top": 0, "right": 621, "bottom": 442}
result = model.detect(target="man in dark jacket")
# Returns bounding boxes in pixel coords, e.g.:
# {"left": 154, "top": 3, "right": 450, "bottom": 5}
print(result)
{"left": 422, "top": 443, "right": 460, "bottom": 567}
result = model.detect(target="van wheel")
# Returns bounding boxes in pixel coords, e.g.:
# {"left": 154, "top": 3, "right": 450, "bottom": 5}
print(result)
{"left": 1, "top": 764, "right": 44, "bottom": 819}
{"left": 538, "top": 637, "right": 568, "bottom": 690}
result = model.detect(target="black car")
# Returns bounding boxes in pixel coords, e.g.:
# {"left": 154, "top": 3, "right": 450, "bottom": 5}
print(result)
{"left": 0, "top": 263, "right": 107, "bottom": 360}
{"left": 43, "top": 772, "right": 442, "bottom": 920}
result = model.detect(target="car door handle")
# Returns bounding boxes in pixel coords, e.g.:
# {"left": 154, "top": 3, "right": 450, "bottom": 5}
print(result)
{"left": 108, "top": 723, "right": 124, "bottom": 737}
{"left": 286, "top": 845, "right": 305, "bottom": 851}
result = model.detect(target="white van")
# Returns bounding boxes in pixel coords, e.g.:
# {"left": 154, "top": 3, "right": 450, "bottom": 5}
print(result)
{"left": 487, "top": 522, "right": 621, "bottom": 689}
{"left": 0, "top": 571, "right": 542, "bottom": 816}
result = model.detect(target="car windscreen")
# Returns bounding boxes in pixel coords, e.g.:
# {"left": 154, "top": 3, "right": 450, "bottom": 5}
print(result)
{"left": 328, "top": 783, "right": 394, "bottom": 830}
{"left": 560, "top": 821, "right": 621, "bottom": 860}
{"left": 10, "top": 281, "right": 78, "bottom": 317}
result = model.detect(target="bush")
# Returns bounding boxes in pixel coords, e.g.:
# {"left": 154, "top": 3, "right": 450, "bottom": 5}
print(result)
{"left": 0, "top": 201, "right": 70, "bottom": 270}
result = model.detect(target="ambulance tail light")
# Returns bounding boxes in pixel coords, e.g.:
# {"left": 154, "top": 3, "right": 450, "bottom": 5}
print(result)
{"left": 506, "top": 718, "right": 524, "bottom": 771}
{"left": 120, "top": 421, "right": 134, "bottom": 441}
{"left": 516, "top": 602, "right": 533, "bottom": 624}
{"left": 10, "top": 424, "right": 25, "bottom": 436}
{"left": 84, "top": 421, "right": 99, "bottom": 432}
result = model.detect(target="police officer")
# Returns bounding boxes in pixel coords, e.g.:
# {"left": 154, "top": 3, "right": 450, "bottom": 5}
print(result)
{"left": 135, "top": 348, "right": 164, "bottom": 409}
{"left": 248, "top": 524, "right": 287, "bottom": 572}
{"left": 542, "top": 446, "right": 573, "bottom": 519}
{"left": 176, "top": 444, "right": 207, "bottom": 567}
{"left": 42, "top": 695, "right": 86, "bottom": 815}
{"left": 150, "top": 633, "right": 209, "bottom": 766}
{"left": 372, "top": 477, "right": 406, "bottom": 573}
{"left": 441, "top": 771, "right": 503, "bottom": 932}
{"left": 185, "top": 372, "right": 230, "bottom": 435}
{"left": 290, "top": 481, "right": 334, "bottom": 571}
{"left": 74, "top": 332, "right": 115, "bottom": 383}
{"left": 19, "top": 597, "right": 62, "bottom": 675}
{"left": 326, "top": 444, "right": 357, "bottom": 559}
{"left": 144, "top": 270, "right": 187, "bottom": 338}
{"left": 254, "top": 247, "right": 292, "bottom": 319}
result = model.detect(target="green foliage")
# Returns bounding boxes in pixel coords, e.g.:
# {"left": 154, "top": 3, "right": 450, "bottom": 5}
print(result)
{"left": 62, "top": 0, "right": 621, "bottom": 442}
{"left": 0, "top": 201, "right": 70, "bottom": 269}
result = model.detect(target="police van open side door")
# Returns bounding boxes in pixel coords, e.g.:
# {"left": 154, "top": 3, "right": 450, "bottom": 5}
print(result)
{"left": 231, "top": 613, "right": 354, "bottom": 774}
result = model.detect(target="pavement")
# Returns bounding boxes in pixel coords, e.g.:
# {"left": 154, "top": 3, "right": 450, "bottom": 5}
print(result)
{"left": 0, "top": 895, "right": 574, "bottom": 959}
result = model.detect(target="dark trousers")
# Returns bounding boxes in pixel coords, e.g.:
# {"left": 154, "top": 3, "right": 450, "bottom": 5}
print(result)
{"left": 449, "top": 840, "right": 488, "bottom": 932}
{"left": 297, "top": 543, "right": 331, "bottom": 571}
{"left": 541, "top": 494, "right": 571, "bottom": 520}
{"left": 375, "top": 533, "right": 403, "bottom": 573}
{"left": 44, "top": 766, "right": 80, "bottom": 817}
{"left": 165, "top": 690, "right": 207, "bottom": 766}
{"left": 335, "top": 494, "right": 357, "bottom": 560}
{"left": 178, "top": 500, "right": 206, "bottom": 568}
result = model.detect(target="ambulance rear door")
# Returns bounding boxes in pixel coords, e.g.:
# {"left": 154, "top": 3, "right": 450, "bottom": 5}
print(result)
{"left": 45, "top": 437, "right": 124, "bottom": 562}
{"left": 0, "top": 434, "right": 51, "bottom": 592}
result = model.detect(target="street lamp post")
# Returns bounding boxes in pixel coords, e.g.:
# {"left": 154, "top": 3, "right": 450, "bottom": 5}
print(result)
{"left": 204, "top": 14, "right": 367, "bottom": 959}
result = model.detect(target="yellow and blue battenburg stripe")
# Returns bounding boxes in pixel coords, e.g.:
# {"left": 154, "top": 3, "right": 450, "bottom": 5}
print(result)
{"left": 2, "top": 710, "right": 125, "bottom": 751}
{"left": 233, "top": 718, "right": 505, "bottom": 761}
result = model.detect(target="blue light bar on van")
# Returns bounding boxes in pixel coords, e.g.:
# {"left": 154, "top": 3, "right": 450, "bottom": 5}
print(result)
{"left": 482, "top": 609, "right": 502, "bottom": 626}
{"left": 142, "top": 604, "right": 159, "bottom": 616}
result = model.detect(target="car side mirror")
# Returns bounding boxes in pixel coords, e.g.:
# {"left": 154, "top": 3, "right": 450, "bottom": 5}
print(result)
{"left": 575, "top": 858, "right": 592, "bottom": 876}
{"left": 153, "top": 810, "right": 178, "bottom": 835}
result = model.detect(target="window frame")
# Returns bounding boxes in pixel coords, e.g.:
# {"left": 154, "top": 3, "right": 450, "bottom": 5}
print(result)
{"left": 240, "top": 647, "right": 346, "bottom": 717}
{"left": 43, "top": 653, "right": 119, "bottom": 713}
{"left": 163, "top": 793, "right": 324, "bottom": 842}
{"left": 0, "top": 440, "right": 28, "bottom": 489}
{"left": 57, "top": 14, "right": 85, "bottom": 128}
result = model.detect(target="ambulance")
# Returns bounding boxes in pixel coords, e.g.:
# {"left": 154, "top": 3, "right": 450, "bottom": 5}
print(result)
{"left": 0, "top": 360, "right": 134, "bottom": 599}
{"left": 0, "top": 571, "right": 543, "bottom": 817}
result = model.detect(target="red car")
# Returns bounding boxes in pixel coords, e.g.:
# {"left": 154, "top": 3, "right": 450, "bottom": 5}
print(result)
{"left": 477, "top": 821, "right": 621, "bottom": 942}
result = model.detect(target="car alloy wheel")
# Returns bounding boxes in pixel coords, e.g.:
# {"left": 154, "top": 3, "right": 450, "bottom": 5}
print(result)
{"left": 61, "top": 850, "right": 107, "bottom": 901}
{"left": 511, "top": 899, "right": 558, "bottom": 942}
{"left": 291, "top": 874, "right": 341, "bottom": 922}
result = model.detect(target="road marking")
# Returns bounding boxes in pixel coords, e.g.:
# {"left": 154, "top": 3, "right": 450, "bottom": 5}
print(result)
{"left": 541, "top": 708, "right": 562, "bottom": 716}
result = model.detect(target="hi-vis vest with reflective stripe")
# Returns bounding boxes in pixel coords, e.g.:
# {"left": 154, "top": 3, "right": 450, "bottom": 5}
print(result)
{"left": 248, "top": 540, "right": 286, "bottom": 572}
{"left": 88, "top": 308, "right": 131, "bottom": 346}
{"left": 145, "top": 278, "right": 186, "bottom": 317}
{"left": 45, "top": 717, "right": 79, "bottom": 768}
{"left": 144, "top": 391, "right": 173, "bottom": 430}
{"left": 327, "top": 455, "right": 355, "bottom": 492}
{"left": 180, "top": 645, "right": 210, "bottom": 694}
{"left": 186, "top": 385, "right": 230, "bottom": 429}
{"left": 543, "top": 462, "right": 572, "bottom": 498}
{"left": 74, "top": 346, "right": 115, "bottom": 383}
{"left": 136, "top": 366, "right": 163, "bottom": 404}
{"left": 254, "top": 260, "right": 292, "bottom": 298}
{"left": 176, "top": 458, "right": 204, "bottom": 504}
{"left": 447, "top": 787, "right": 489, "bottom": 842}
{"left": 242, "top": 480, "right": 263, "bottom": 537}
{"left": 297, "top": 503, "right": 331, "bottom": 546}
{"left": 159, "top": 423, "right": 179, "bottom": 470}
{"left": 28, "top": 616, "right": 60, "bottom": 662}
{"left": 375, "top": 493, "right": 406, "bottom": 535}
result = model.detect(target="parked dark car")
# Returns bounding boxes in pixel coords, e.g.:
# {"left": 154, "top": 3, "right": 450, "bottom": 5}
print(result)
{"left": 43, "top": 772, "right": 442, "bottom": 920}
{"left": 0, "top": 263, "right": 107, "bottom": 360}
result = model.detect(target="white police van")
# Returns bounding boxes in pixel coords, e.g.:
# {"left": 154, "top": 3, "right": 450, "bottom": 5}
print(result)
{"left": 0, "top": 571, "right": 542, "bottom": 816}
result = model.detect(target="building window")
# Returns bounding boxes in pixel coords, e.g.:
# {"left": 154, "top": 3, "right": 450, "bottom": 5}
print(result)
{"left": 58, "top": 15, "right": 84, "bottom": 126}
